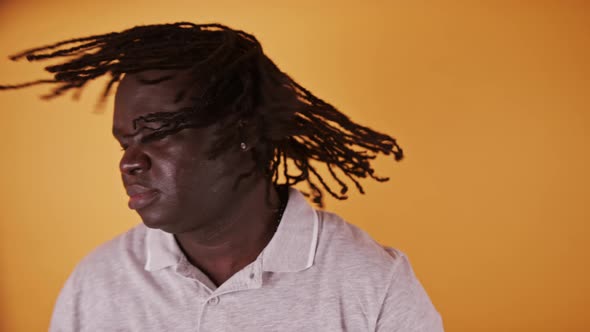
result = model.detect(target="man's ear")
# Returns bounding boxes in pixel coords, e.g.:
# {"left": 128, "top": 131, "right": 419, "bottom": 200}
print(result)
{"left": 238, "top": 119, "right": 262, "bottom": 152}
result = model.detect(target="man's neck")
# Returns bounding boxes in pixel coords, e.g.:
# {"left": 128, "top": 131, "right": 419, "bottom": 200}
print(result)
{"left": 173, "top": 180, "right": 282, "bottom": 287}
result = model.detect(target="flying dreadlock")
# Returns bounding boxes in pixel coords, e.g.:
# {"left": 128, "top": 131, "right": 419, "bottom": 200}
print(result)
{"left": 0, "top": 22, "right": 403, "bottom": 207}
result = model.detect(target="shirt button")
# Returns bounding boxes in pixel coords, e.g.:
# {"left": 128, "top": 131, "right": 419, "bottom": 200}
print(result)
{"left": 208, "top": 297, "right": 220, "bottom": 305}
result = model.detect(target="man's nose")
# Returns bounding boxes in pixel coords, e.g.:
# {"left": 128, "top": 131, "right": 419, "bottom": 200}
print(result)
{"left": 119, "top": 146, "right": 150, "bottom": 175}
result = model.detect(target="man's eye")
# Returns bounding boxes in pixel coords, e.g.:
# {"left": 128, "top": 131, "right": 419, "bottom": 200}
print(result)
{"left": 141, "top": 131, "right": 169, "bottom": 143}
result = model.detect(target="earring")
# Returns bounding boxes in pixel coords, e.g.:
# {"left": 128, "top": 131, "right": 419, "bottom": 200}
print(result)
{"left": 240, "top": 142, "right": 247, "bottom": 150}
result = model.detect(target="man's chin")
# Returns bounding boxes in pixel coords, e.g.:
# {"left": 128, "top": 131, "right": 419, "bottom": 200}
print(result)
{"left": 136, "top": 210, "right": 176, "bottom": 232}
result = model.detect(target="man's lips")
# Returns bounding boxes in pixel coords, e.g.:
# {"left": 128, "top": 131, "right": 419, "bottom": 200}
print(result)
{"left": 125, "top": 184, "right": 160, "bottom": 210}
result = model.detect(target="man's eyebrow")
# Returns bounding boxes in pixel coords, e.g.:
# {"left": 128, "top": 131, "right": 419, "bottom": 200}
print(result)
{"left": 112, "top": 128, "right": 137, "bottom": 138}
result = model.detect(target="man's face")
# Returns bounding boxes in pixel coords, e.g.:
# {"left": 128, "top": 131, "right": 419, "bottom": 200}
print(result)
{"left": 113, "top": 70, "right": 253, "bottom": 234}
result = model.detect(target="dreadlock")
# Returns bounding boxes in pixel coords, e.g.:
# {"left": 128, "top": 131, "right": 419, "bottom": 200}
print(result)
{"left": 0, "top": 22, "right": 403, "bottom": 207}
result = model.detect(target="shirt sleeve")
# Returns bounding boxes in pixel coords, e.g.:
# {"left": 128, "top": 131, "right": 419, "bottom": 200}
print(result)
{"left": 49, "top": 270, "right": 82, "bottom": 332}
{"left": 375, "top": 249, "right": 444, "bottom": 332}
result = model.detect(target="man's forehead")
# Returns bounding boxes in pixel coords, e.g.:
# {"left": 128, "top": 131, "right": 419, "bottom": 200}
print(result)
{"left": 118, "top": 70, "right": 194, "bottom": 98}
{"left": 112, "top": 70, "right": 213, "bottom": 136}
{"left": 114, "top": 70, "right": 204, "bottom": 115}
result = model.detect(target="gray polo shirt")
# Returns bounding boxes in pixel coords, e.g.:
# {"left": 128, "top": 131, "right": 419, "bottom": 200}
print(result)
{"left": 49, "top": 188, "right": 443, "bottom": 331}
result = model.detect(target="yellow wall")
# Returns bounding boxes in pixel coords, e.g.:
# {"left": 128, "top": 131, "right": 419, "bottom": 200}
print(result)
{"left": 1, "top": 1, "right": 589, "bottom": 331}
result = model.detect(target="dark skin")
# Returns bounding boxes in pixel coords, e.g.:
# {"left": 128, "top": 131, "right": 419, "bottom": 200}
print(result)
{"left": 113, "top": 70, "right": 282, "bottom": 287}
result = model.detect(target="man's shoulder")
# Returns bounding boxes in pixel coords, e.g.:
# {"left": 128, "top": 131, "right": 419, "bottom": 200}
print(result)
{"left": 71, "top": 223, "right": 148, "bottom": 279}
{"left": 315, "top": 210, "right": 405, "bottom": 276}
{"left": 311, "top": 210, "right": 434, "bottom": 323}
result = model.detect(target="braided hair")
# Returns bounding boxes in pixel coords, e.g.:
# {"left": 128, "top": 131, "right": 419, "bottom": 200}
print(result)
{"left": 0, "top": 22, "right": 403, "bottom": 207}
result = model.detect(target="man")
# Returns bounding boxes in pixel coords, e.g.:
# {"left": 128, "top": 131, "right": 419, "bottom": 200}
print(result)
{"left": 1, "top": 22, "right": 443, "bottom": 331}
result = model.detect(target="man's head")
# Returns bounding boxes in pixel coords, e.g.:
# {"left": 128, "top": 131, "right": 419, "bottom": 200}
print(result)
{"left": 1, "top": 22, "right": 404, "bottom": 215}
{"left": 113, "top": 69, "right": 261, "bottom": 233}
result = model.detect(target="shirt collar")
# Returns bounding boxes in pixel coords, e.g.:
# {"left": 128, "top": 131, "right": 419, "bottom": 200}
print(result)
{"left": 144, "top": 187, "right": 319, "bottom": 273}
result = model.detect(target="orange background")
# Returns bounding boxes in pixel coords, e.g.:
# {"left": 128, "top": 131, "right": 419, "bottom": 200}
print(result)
{"left": 1, "top": 1, "right": 589, "bottom": 331}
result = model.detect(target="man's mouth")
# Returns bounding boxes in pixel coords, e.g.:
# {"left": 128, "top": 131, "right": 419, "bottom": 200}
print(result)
{"left": 125, "top": 184, "right": 160, "bottom": 210}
